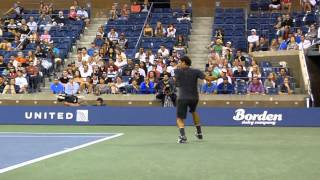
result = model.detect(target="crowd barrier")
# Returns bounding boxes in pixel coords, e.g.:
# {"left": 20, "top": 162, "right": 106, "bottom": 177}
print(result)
{"left": 0, "top": 106, "right": 320, "bottom": 127}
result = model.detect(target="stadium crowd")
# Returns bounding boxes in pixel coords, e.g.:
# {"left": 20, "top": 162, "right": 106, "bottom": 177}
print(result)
{"left": 203, "top": 0, "right": 320, "bottom": 95}
{"left": 0, "top": 0, "right": 319, "bottom": 99}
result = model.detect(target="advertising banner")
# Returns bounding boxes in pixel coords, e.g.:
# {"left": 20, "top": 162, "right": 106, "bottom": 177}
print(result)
{"left": 0, "top": 106, "right": 319, "bottom": 127}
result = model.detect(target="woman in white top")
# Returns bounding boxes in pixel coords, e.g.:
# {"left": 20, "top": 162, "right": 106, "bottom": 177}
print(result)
{"left": 166, "top": 24, "right": 176, "bottom": 38}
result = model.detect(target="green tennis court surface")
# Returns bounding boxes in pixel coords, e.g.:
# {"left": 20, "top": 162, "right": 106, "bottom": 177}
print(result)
{"left": 0, "top": 125, "right": 319, "bottom": 180}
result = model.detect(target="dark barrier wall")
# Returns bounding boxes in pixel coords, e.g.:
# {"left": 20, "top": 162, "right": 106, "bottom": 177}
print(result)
{"left": 306, "top": 56, "right": 320, "bottom": 106}
{"left": 0, "top": 106, "right": 320, "bottom": 127}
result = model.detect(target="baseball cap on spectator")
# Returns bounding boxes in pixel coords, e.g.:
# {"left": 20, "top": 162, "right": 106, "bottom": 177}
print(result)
{"left": 221, "top": 68, "right": 227, "bottom": 73}
{"left": 251, "top": 29, "right": 256, "bottom": 32}
{"left": 226, "top": 41, "right": 232, "bottom": 45}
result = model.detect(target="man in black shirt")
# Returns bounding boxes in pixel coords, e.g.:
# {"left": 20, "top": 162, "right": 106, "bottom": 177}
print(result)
{"left": 174, "top": 56, "right": 216, "bottom": 143}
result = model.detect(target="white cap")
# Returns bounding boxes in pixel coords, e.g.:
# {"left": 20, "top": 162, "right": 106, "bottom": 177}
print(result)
{"left": 251, "top": 29, "right": 256, "bottom": 32}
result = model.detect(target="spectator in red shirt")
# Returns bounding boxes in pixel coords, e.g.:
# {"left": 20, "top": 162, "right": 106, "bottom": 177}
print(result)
{"left": 131, "top": 1, "right": 141, "bottom": 13}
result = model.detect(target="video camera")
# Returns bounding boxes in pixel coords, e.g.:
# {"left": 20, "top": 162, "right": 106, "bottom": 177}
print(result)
{"left": 57, "top": 94, "right": 79, "bottom": 104}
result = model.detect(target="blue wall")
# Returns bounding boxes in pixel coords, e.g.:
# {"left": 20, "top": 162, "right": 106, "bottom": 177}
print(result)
{"left": 0, "top": 106, "right": 320, "bottom": 127}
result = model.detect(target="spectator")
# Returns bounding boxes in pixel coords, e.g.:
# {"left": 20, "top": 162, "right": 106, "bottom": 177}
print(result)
{"left": 130, "top": 71, "right": 144, "bottom": 85}
{"left": 65, "top": 77, "right": 79, "bottom": 95}
{"left": 248, "top": 65, "right": 261, "bottom": 81}
{"left": 131, "top": 63, "right": 146, "bottom": 77}
{"left": 80, "top": 48, "right": 90, "bottom": 62}
{"left": 233, "top": 65, "right": 248, "bottom": 82}
{"left": 27, "top": 16, "right": 38, "bottom": 32}
{"left": 135, "top": 48, "right": 146, "bottom": 62}
{"left": 269, "top": 0, "right": 281, "bottom": 10}
{"left": 281, "top": 0, "right": 292, "bottom": 12}
{"left": 4, "top": 2, "right": 24, "bottom": 20}
{"left": 264, "top": 72, "right": 277, "bottom": 93}
{"left": 248, "top": 29, "right": 259, "bottom": 53}
{"left": 131, "top": 1, "right": 141, "bottom": 13}
{"left": 15, "top": 70, "right": 28, "bottom": 93}
{"left": 154, "top": 21, "right": 166, "bottom": 37}
{"left": 306, "top": 24, "right": 318, "bottom": 42}
{"left": 40, "top": 30, "right": 51, "bottom": 44}
{"left": 270, "top": 39, "right": 280, "bottom": 51}
{"left": 95, "top": 97, "right": 106, "bottom": 106}
{"left": 60, "top": 70, "right": 70, "bottom": 85}
{"left": 109, "top": 5, "right": 118, "bottom": 20}
{"left": 129, "top": 79, "right": 140, "bottom": 94}
{"left": 110, "top": 76, "right": 126, "bottom": 94}
{"left": 2, "top": 78, "right": 19, "bottom": 94}
{"left": 278, "top": 37, "right": 288, "bottom": 50}
{"left": 173, "top": 35, "right": 186, "bottom": 52}
{"left": 279, "top": 77, "right": 293, "bottom": 94}
{"left": 7, "top": 19, "right": 17, "bottom": 35}
{"left": 156, "top": 86, "right": 176, "bottom": 107}
{"left": 50, "top": 78, "right": 64, "bottom": 94}
{"left": 117, "top": 33, "right": 128, "bottom": 50}
{"left": 201, "top": 80, "right": 217, "bottom": 94}
{"left": 217, "top": 68, "right": 232, "bottom": 85}
{"left": 144, "top": 24, "right": 153, "bottom": 37}
{"left": 276, "top": 67, "right": 288, "bottom": 85}
{"left": 141, "top": 2, "right": 149, "bottom": 12}
{"left": 156, "top": 73, "right": 174, "bottom": 93}
{"left": 303, "top": 0, "right": 317, "bottom": 12}
{"left": 52, "top": 11, "right": 66, "bottom": 27}
{"left": 167, "top": 24, "right": 176, "bottom": 38}
{"left": 217, "top": 77, "right": 233, "bottom": 94}
{"left": 158, "top": 45, "right": 170, "bottom": 58}
{"left": 0, "top": 76, "right": 6, "bottom": 93}
{"left": 281, "top": 14, "right": 293, "bottom": 28}
{"left": 39, "top": 14, "right": 53, "bottom": 31}
{"left": 68, "top": 6, "right": 78, "bottom": 20}
{"left": 257, "top": 36, "right": 269, "bottom": 51}
{"left": 119, "top": 4, "right": 130, "bottom": 20}
{"left": 95, "top": 78, "right": 109, "bottom": 95}
{"left": 77, "top": 7, "right": 90, "bottom": 28}
{"left": 140, "top": 77, "right": 155, "bottom": 94}
{"left": 247, "top": 77, "right": 264, "bottom": 94}
{"left": 79, "top": 64, "right": 93, "bottom": 80}
{"left": 94, "top": 32, "right": 104, "bottom": 47}
{"left": 298, "top": 35, "right": 312, "bottom": 50}
{"left": 146, "top": 49, "right": 156, "bottom": 65}
{"left": 87, "top": 43, "right": 98, "bottom": 57}
{"left": 287, "top": 36, "right": 299, "bottom": 50}
{"left": 176, "top": 4, "right": 191, "bottom": 22}
{"left": 107, "top": 28, "right": 119, "bottom": 42}
{"left": 26, "top": 62, "right": 40, "bottom": 93}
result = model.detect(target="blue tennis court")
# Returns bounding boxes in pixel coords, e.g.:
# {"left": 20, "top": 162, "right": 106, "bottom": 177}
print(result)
{"left": 0, "top": 132, "right": 123, "bottom": 174}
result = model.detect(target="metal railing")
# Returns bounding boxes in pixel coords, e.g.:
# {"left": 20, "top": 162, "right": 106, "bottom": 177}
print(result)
{"left": 134, "top": 2, "right": 154, "bottom": 53}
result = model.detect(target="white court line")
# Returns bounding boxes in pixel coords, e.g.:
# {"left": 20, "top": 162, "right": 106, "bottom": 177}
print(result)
{"left": 0, "top": 133, "right": 124, "bottom": 174}
{"left": 0, "top": 135, "right": 111, "bottom": 138}
{"left": 0, "top": 132, "right": 117, "bottom": 135}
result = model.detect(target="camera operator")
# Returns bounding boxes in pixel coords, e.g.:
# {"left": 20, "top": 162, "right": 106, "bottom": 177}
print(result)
{"left": 57, "top": 94, "right": 80, "bottom": 106}
{"left": 156, "top": 73, "right": 176, "bottom": 107}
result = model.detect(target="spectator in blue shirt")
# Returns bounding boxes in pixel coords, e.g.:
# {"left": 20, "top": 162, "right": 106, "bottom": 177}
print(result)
{"left": 94, "top": 32, "right": 105, "bottom": 47}
{"left": 64, "top": 77, "right": 80, "bottom": 95}
{"left": 87, "top": 42, "right": 97, "bottom": 57}
{"left": 201, "top": 80, "right": 217, "bottom": 94}
{"left": 217, "top": 77, "right": 234, "bottom": 94}
{"left": 50, "top": 78, "right": 64, "bottom": 94}
{"left": 278, "top": 37, "right": 288, "bottom": 50}
{"left": 140, "top": 77, "right": 155, "bottom": 94}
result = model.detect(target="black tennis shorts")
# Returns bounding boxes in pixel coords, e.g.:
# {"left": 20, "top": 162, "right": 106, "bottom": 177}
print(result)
{"left": 176, "top": 99, "right": 199, "bottom": 119}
